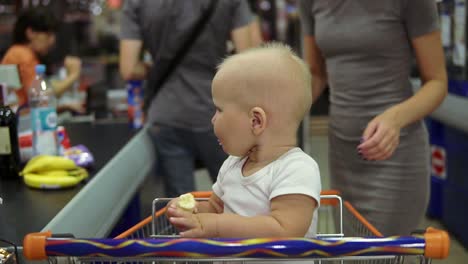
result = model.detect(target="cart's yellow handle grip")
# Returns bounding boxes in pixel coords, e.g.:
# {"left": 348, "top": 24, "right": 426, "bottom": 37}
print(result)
{"left": 23, "top": 231, "right": 51, "bottom": 260}
{"left": 424, "top": 227, "right": 450, "bottom": 259}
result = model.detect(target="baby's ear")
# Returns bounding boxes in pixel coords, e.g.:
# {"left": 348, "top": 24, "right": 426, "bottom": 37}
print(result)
{"left": 250, "top": 107, "right": 267, "bottom": 136}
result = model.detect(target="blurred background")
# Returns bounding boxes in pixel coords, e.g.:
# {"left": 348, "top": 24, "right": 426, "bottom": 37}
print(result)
{"left": 0, "top": 0, "right": 329, "bottom": 121}
{"left": 0, "top": 0, "right": 467, "bottom": 263}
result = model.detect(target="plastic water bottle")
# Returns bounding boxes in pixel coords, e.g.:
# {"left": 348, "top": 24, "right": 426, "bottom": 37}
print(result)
{"left": 28, "top": 64, "right": 58, "bottom": 156}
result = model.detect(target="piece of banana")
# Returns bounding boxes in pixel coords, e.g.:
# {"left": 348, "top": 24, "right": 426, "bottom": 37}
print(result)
{"left": 177, "top": 193, "right": 196, "bottom": 212}
{"left": 21, "top": 155, "right": 77, "bottom": 175}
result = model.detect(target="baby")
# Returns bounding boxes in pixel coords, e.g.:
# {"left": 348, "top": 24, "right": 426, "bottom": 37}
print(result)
{"left": 167, "top": 43, "right": 321, "bottom": 238}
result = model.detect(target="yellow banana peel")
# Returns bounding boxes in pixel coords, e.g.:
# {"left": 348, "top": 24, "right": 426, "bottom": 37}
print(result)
{"left": 37, "top": 168, "right": 88, "bottom": 178}
{"left": 23, "top": 165, "right": 89, "bottom": 189}
{"left": 20, "top": 155, "right": 77, "bottom": 175}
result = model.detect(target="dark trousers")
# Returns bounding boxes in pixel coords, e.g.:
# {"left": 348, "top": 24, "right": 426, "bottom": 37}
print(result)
{"left": 148, "top": 125, "right": 227, "bottom": 198}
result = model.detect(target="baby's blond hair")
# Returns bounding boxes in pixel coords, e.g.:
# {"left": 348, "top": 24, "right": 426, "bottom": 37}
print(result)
{"left": 215, "top": 42, "right": 312, "bottom": 132}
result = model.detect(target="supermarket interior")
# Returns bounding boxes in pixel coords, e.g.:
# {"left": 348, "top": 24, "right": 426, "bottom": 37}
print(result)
{"left": 1, "top": 0, "right": 468, "bottom": 263}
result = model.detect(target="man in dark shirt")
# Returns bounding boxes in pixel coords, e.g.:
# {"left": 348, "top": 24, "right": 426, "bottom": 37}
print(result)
{"left": 120, "top": 0, "right": 258, "bottom": 197}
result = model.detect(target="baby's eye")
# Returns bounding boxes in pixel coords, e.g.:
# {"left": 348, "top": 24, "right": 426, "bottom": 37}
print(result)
{"left": 216, "top": 107, "right": 222, "bottom": 113}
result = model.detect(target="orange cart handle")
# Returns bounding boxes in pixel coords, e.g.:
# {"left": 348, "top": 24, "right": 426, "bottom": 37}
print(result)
{"left": 118, "top": 190, "right": 341, "bottom": 239}
{"left": 192, "top": 190, "right": 342, "bottom": 204}
{"left": 190, "top": 191, "right": 212, "bottom": 198}
{"left": 319, "top": 190, "right": 341, "bottom": 206}
{"left": 192, "top": 190, "right": 341, "bottom": 198}
{"left": 424, "top": 227, "right": 450, "bottom": 259}
{"left": 23, "top": 231, "right": 52, "bottom": 260}
{"left": 320, "top": 190, "right": 341, "bottom": 196}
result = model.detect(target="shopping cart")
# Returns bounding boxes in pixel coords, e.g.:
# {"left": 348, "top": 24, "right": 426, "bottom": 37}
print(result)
{"left": 23, "top": 191, "right": 449, "bottom": 264}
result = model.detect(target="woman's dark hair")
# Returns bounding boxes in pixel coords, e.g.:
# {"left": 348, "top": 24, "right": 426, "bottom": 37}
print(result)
{"left": 13, "top": 8, "right": 58, "bottom": 44}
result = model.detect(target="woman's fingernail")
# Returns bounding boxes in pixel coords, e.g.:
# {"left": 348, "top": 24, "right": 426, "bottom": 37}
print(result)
{"left": 360, "top": 137, "right": 365, "bottom": 143}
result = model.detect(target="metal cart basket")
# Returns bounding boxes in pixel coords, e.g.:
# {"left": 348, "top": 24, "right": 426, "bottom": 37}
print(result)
{"left": 23, "top": 191, "right": 449, "bottom": 264}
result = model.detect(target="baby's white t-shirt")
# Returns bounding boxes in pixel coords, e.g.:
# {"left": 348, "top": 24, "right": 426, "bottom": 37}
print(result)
{"left": 212, "top": 147, "right": 321, "bottom": 237}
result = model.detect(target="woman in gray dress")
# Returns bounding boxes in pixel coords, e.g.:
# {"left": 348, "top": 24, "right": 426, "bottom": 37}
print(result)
{"left": 299, "top": 0, "right": 448, "bottom": 235}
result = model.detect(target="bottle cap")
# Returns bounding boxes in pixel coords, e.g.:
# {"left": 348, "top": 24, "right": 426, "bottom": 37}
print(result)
{"left": 35, "top": 64, "right": 46, "bottom": 75}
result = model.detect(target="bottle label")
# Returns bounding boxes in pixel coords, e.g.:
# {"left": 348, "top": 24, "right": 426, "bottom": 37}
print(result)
{"left": 0, "top": 126, "right": 11, "bottom": 154}
{"left": 31, "top": 107, "right": 57, "bottom": 131}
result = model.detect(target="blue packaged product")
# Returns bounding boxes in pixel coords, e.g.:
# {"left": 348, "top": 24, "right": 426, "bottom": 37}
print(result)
{"left": 127, "top": 80, "right": 144, "bottom": 129}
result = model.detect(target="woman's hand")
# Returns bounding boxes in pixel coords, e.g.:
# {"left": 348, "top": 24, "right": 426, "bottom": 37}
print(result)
{"left": 358, "top": 107, "right": 402, "bottom": 161}
{"left": 64, "top": 56, "right": 82, "bottom": 79}
{"left": 57, "top": 103, "right": 86, "bottom": 114}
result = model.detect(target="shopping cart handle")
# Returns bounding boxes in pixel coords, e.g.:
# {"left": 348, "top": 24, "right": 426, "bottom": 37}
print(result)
{"left": 23, "top": 231, "right": 451, "bottom": 261}
{"left": 424, "top": 227, "right": 450, "bottom": 259}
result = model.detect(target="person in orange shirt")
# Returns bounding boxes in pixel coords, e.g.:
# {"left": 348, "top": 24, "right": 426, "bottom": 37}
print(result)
{"left": 1, "top": 8, "right": 82, "bottom": 110}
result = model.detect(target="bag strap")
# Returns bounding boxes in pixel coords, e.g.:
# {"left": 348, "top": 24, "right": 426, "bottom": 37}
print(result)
{"left": 144, "top": 0, "right": 218, "bottom": 110}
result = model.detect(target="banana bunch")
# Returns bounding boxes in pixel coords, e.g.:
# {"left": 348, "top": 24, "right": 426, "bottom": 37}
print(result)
{"left": 20, "top": 155, "right": 89, "bottom": 189}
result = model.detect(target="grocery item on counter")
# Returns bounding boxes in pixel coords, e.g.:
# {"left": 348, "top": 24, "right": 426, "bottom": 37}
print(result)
{"left": 127, "top": 80, "right": 144, "bottom": 129}
{"left": 19, "top": 126, "right": 71, "bottom": 162}
{"left": 28, "top": 64, "right": 59, "bottom": 156}
{"left": 20, "top": 154, "right": 88, "bottom": 189}
{"left": 63, "top": 144, "right": 94, "bottom": 168}
{"left": 0, "top": 105, "right": 20, "bottom": 178}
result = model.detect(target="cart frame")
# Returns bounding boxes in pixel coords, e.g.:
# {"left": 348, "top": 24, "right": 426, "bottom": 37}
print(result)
{"left": 23, "top": 191, "right": 449, "bottom": 264}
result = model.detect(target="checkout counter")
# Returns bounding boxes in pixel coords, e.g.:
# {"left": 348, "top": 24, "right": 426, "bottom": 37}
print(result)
{"left": 0, "top": 121, "right": 153, "bottom": 246}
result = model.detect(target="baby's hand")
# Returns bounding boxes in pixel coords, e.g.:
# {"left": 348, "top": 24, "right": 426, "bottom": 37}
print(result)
{"left": 165, "top": 198, "right": 180, "bottom": 219}
{"left": 167, "top": 204, "right": 200, "bottom": 235}
{"left": 165, "top": 193, "right": 197, "bottom": 219}
{"left": 61, "top": 103, "right": 86, "bottom": 114}
{"left": 167, "top": 206, "right": 216, "bottom": 238}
